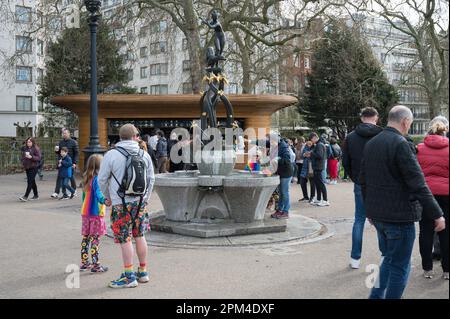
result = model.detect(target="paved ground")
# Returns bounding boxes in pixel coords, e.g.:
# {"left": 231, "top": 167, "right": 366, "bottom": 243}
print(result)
{"left": 0, "top": 171, "right": 448, "bottom": 299}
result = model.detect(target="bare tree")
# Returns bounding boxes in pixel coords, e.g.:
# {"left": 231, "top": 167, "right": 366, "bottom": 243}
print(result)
{"left": 348, "top": 0, "right": 449, "bottom": 119}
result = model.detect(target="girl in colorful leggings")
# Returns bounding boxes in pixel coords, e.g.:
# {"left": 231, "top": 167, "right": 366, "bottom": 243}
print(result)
{"left": 80, "top": 154, "right": 111, "bottom": 273}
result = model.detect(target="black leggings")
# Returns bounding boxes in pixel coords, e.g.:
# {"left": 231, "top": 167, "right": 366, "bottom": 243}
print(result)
{"left": 25, "top": 168, "right": 38, "bottom": 197}
{"left": 300, "top": 176, "right": 315, "bottom": 199}
{"left": 419, "top": 195, "right": 449, "bottom": 272}
{"left": 313, "top": 170, "right": 327, "bottom": 201}
{"left": 296, "top": 163, "right": 303, "bottom": 183}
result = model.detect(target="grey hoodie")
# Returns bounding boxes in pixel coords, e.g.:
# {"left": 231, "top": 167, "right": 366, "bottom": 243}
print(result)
{"left": 98, "top": 140, "right": 155, "bottom": 206}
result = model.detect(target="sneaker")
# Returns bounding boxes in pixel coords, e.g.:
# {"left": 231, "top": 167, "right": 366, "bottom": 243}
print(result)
{"left": 51, "top": 193, "right": 59, "bottom": 199}
{"left": 310, "top": 199, "right": 320, "bottom": 206}
{"left": 19, "top": 196, "right": 28, "bottom": 202}
{"left": 136, "top": 270, "right": 150, "bottom": 283}
{"left": 299, "top": 198, "right": 310, "bottom": 202}
{"left": 317, "top": 200, "right": 330, "bottom": 207}
{"left": 73, "top": 190, "right": 77, "bottom": 197}
{"left": 424, "top": 270, "right": 434, "bottom": 279}
{"left": 69, "top": 193, "right": 75, "bottom": 199}
{"left": 443, "top": 272, "right": 449, "bottom": 280}
{"left": 108, "top": 273, "right": 138, "bottom": 289}
{"left": 91, "top": 265, "right": 109, "bottom": 273}
{"left": 276, "top": 212, "right": 289, "bottom": 220}
{"left": 29, "top": 196, "right": 39, "bottom": 201}
{"left": 271, "top": 211, "right": 283, "bottom": 219}
{"left": 59, "top": 195, "right": 70, "bottom": 200}
{"left": 80, "top": 263, "right": 92, "bottom": 272}
{"left": 350, "top": 258, "right": 361, "bottom": 269}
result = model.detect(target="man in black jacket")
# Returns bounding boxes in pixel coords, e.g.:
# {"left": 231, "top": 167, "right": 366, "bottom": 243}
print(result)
{"left": 360, "top": 105, "right": 445, "bottom": 299}
{"left": 51, "top": 129, "right": 79, "bottom": 198}
{"left": 342, "top": 107, "right": 383, "bottom": 269}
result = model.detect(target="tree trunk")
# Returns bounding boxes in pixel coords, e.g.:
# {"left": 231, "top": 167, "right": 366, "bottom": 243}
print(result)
{"left": 182, "top": 1, "right": 203, "bottom": 94}
{"left": 428, "top": 90, "right": 442, "bottom": 119}
{"left": 231, "top": 30, "right": 252, "bottom": 93}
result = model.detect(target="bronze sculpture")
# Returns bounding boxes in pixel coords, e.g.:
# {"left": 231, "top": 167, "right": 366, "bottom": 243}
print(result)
{"left": 199, "top": 10, "right": 236, "bottom": 137}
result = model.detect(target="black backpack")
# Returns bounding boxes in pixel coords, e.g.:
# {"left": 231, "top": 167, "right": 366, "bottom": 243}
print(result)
{"left": 111, "top": 146, "right": 148, "bottom": 212}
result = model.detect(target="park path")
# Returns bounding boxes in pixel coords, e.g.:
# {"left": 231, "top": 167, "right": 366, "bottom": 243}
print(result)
{"left": 0, "top": 171, "right": 448, "bottom": 299}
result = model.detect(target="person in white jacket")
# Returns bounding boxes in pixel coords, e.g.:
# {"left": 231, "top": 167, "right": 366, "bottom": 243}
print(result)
{"left": 98, "top": 123, "right": 155, "bottom": 289}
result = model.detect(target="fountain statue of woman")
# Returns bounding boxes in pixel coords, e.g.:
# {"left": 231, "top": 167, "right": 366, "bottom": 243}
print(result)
{"left": 201, "top": 10, "right": 225, "bottom": 59}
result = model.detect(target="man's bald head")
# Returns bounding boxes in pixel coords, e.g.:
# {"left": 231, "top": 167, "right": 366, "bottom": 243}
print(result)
{"left": 387, "top": 105, "right": 414, "bottom": 136}
{"left": 388, "top": 105, "right": 413, "bottom": 123}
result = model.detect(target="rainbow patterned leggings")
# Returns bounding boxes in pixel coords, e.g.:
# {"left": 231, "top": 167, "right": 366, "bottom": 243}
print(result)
{"left": 81, "top": 235, "right": 100, "bottom": 266}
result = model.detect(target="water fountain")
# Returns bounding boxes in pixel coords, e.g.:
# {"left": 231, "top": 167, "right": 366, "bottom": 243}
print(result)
{"left": 150, "top": 11, "right": 285, "bottom": 238}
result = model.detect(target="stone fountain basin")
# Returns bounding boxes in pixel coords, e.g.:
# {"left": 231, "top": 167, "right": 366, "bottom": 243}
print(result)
{"left": 154, "top": 170, "right": 279, "bottom": 223}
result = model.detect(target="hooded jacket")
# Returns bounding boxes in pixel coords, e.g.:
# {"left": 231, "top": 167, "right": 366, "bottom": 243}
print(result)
{"left": 98, "top": 140, "right": 155, "bottom": 206}
{"left": 342, "top": 123, "right": 383, "bottom": 184}
{"left": 417, "top": 135, "right": 449, "bottom": 196}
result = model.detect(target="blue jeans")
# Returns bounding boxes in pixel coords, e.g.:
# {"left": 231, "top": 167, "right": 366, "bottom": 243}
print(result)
{"left": 369, "top": 221, "right": 416, "bottom": 299}
{"left": 278, "top": 177, "right": 292, "bottom": 213}
{"left": 61, "top": 177, "right": 75, "bottom": 196}
{"left": 351, "top": 184, "right": 366, "bottom": 260}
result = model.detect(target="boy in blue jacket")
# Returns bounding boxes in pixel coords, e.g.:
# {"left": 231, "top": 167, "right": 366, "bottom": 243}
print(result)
{"left": 58, "top": 147, "right": 75, "bottom": 200}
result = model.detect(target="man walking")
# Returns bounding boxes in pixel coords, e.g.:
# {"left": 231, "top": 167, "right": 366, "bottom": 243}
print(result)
{"left": 98, "top": 124, "right": 155, "bottom": 288}
{"left": 51, "top": 129, "right": 79, "bottom": 198}
{"left": 342, "top": 107, "right": 383, "bottom": 269}
{"left": 360, "top": 105, "right": 445, "bottom": 299}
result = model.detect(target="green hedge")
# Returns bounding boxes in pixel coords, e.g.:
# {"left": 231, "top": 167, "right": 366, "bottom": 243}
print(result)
{"left": 0, "top": 137, "right": 60, "bottom": 175}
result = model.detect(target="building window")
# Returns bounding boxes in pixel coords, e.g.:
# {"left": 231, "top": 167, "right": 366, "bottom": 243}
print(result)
{"left": 150, "top": 20, "right": 167, "bottom": 33}
{"left": 16, "top": 96, "right": 33, "bottom": 112}
{"left": 38, "top": 99, "right": 44, "bottom": 112}
{"left": 140, "top": 46, "right": 148, "bottom": 58}
{"left": 182, "top": 82, "right": 193, "bottom": 94}
{"left": 140, "top": 67, "right": 148, "bottom": 79}
{"left": 127, "top": 30, "right": 134, "bottom": 41}
{"left": 294, "top": 55, "right": 300, "bottom": 68}
{"left": 150, "top": 63, "right": 168, "bottom": 75}
{"left": 182, "top": 38, "right": 188, "bottom": 51}
{"left": 48, "top": 16, "right": 62, "bottom": 31}
{"left": 140, "top": 87, "right": 148, "bottom": 94}
{"left": 37, "top": 68, "right": 44, "bottom": 82}
{"left": 139, "top": 26, "right": 148, "bottom": 38}
{"left": 16, "top": 66, "right": 32, "bottom": 82}
{"left": 293, "top": 77, "right": 300, "bottom": 93}
{"left": 37, "top": 40, "right": 44, "bottom": 55}
{"left": 150, "top": 84, "right": 168, "bottom": 95}
{"left": 182, "top": 60, "right": 190, "bottom": 71}
{"left": 126, "top": 50, "right": 134, "bottom": 60}
{"left": 15, "top": 6, "right": 32, "bottom": 23}
{"left": 16, "top": 36, "right": 32, "bottom": 53}
{"left": 304, "top": 56, "right": 310, "bottom": 69}
{"left": 150, "top": 42, "right": 167, "bottom": 54}
{"left": 127, "top": 69, "right": 133, "bottom": 81}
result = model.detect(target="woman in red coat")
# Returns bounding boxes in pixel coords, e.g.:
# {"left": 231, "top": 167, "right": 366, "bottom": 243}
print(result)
{"left": 417, "top": 117, "right": 449, "bottom": 280}
{"left": 19, "top": 137, "right": 42, "bottom": 202}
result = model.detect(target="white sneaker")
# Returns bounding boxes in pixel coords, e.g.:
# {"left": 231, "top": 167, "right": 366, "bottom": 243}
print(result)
{"left": 310, "top": 199, "right": 320, "bottom": 206}
{"left": 350, "top": 258, "right": 361, "bottom": 269}
{"left": 51, "top": 193, "right": 59, "bottom": 199}
{"left": 317, "top": 200, "right": 330, "bottom": 207}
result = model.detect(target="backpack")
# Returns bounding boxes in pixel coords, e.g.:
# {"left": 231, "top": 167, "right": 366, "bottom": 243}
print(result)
{"left": 111, "top": 146, "right": 148, "bottom": 212}
{"left": 326, "top": 144, "right": 334, "bottom": 159}
{"left": 331, "top": 144, "right": 342, "bottom": 159}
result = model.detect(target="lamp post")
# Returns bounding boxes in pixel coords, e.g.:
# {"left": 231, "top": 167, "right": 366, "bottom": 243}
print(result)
{"left": 83, "top": 0, "right": 106, "bottom": 165}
